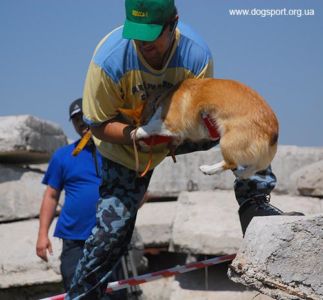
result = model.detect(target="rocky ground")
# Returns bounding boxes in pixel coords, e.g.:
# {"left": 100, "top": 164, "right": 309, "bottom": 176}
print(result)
{"left": 1, "top": 115, "right": 322, "bottom": 299}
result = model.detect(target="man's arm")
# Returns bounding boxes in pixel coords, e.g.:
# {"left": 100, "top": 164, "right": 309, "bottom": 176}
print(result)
{"left": 90, "top": 118, "right": 135, "bottom": 145}
{"left": 36, "top": 186, "right": 60, "bottom": 262}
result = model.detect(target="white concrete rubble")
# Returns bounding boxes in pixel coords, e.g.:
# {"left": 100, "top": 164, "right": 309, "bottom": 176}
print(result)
{"left": 228, "top": 214, "right": 323, "bottom": 300}
{"left": 1, "top": 113, "right": 323, "bottom": 299}
{"left": 149, "top": 145, "right": 323, "bottom": 197}
{"left": 0, "top": 218, "right": 62, "bottom": 288}
{"left": 290, "top": 160, "right": 323, "bottom": 197}
{"left": 0, "top": 164, "right": 46, "bottom": 222}
{"left": 0, "top": 218, "right": 144, "bottom": 290}
{"left": 272, "top": 145, "right": 323, "bottom": 194}
{"left": 148, "top": 148, "right": 235, "bottom": 197}
{"left": 170, "top": 190, "right": 322, "bottom": 255}
{"left": 0, "top": 115, "right": 67, "bottom": 163}
{"left": 169, "top": 264, "right": 273, "bottom": 300}
{"left": 136, "top": 201, "right": 176, "bottom": 247}
{"left": 142, "top": 264, "right": 274, "bottom": 300}
{"left": 142, "top": 277, "right": 174, "bottom": 300}
{"left": 170, "top": 190, "right": 241, "bottom": 255}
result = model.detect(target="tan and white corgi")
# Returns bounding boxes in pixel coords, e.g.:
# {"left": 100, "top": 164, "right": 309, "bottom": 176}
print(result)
{"left": 121, "top": 78, "right": 279, "bottom": 179}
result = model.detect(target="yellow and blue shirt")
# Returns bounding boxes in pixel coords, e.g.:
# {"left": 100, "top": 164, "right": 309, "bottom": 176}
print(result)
{"left": 83, "top": 22, "right": 214, "bottom": 171}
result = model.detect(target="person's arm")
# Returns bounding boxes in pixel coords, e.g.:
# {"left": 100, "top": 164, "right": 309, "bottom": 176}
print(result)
{"left": 36, "top": 186, "right": 60, "bottom": 262}
{"left": 90, "top": 118, "right": 135, "bottom": 145}
{"left": 82, "top": 61, "right": 140, "bottom": 145}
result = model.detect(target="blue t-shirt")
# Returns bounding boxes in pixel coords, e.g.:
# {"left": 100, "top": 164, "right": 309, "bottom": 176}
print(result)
{"left": 42, "top": 141, "right": 102, "bottom": 240}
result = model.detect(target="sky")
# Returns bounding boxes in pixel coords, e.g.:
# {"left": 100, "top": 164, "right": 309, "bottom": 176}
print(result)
{"left": 0, "top": 0, "right": 322, "bottom": 146}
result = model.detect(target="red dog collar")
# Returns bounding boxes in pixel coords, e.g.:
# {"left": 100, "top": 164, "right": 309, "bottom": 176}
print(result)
{"left": 140, "top": 135, "right": 173, "bottom": 146}
{"left": 201, "top": 112, "right": 220, "bottom": 140}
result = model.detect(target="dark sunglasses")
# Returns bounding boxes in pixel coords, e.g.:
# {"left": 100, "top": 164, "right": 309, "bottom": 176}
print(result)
{"left": 157, "top": 19, "right": 178, "bottom": 39}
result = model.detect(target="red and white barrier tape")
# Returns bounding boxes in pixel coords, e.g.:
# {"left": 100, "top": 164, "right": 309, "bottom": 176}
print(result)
{"left": 40, "top": 253, "right": 236, "bottom": 300}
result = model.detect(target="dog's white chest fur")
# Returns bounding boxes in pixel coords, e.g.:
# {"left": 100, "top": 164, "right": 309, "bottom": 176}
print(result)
{"left": 134, "top": 107, "right": 174, "bottom": 139}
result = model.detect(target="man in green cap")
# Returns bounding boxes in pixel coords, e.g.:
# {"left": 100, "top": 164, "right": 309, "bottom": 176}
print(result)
{"left": 123, "top": 0, "right": 176, "bottom": 41}
{"left": 67, "top": 0, "right": 292, "bottom": 299}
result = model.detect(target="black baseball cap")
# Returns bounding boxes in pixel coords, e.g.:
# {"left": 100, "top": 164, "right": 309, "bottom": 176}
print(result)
{"left": 69, "top": 98, "right": 82, "bottom": 119}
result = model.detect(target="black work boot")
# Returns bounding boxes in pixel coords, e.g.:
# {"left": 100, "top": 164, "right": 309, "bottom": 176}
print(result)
{"left": 238, "top": 195, "right": 304, "bottom": 235}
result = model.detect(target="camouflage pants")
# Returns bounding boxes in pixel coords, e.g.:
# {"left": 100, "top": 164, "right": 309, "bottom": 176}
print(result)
{"left": 66, "top": 158, "right": 152, "bottom": 300}
{"left": 67, "top": 142, "right": 276, "bottom": 299}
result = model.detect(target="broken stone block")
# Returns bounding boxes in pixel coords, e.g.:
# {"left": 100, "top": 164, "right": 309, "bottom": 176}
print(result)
{"left": 0, "top": 218, "right": 144, "bottom": 291}
{"left": 269, "top": 193, "right": 322, "bottom": 215}
{"left": 228, "top": 214, "right": 323, "bottom": 300}
{"left": 290, "top": 160, "right": 323, "bottom": 197}
{"left": 148, "top": 148, "right": 235, "bottom": 197}
{"left": 148, "top": 145, "right": 323, "bottom": 197}
{"left": 169, "top": 263, "right": 273, "bottom": 300}
{"left": 170, "top": 190, "right": 242, "bottom": 255}
{"left": 0, "top": 115, "right": 67, "bottom": 164}
{"left": 136, "top": 201, "right": 176, "bottom": 247}
{"left": 170, "top": 191, "right": 322, "bottom": 256}
{"left": 272, "top": 146, "right": 323, "bottom": 194}
{"left": 142, "top": 277, "right": 174, "bottom": 300}
{"left": 141, "top": 253, "right": 273, "bottom": 300}
{"left": 0, "top": 164, "right": 46, "bottom": 222}
{"left": 0, "top": 218, "right": 62, "bottom": 289}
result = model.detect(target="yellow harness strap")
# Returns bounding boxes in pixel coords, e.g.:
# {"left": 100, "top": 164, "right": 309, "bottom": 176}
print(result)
{"left": 72, "top": 130, "right": 92, "bottom": 156}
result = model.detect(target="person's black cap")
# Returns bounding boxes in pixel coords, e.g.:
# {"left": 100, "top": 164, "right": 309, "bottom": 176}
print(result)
{"left": 69, "top": 98, "right": 82, "bottom": 119}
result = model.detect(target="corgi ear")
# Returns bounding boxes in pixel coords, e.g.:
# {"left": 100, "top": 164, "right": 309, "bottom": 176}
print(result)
{"left": 118, "top": 103, "right": 144, "bottom": 126}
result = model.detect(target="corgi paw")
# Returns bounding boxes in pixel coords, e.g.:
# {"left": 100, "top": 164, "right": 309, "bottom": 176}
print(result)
{"left": 199, "top": 164, "right": 217, "bottom": 175}
{"left": 133, "top": 127, "right": 150, "bottom": 140}
{"left": 199, "top": 161, "right": 226, "bottom": 175}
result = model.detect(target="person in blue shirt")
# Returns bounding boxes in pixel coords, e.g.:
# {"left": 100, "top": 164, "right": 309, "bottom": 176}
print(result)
{"left": 36, "top": 98, "right": 104, "bottom": 291}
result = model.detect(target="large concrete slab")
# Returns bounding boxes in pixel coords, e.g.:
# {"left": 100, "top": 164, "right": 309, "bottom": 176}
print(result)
{"left": 228, "top": 215, "right": 323, "bottom": 300}
{"left": 169, "top": 263, "right": 273, "bottom": 300}
{"left": 170, "top": 191, "right": 322, "bottom": 255}
{"left": 142, "top": 264, "right": 274, "bottom": 300}
{"left": 0, "top": 218, "right": 62, "bottom": 288}
{"left": 0, "top": 164, "right": 46, "bottom": 222}
{"left": 148, "top": 148, "right": 234, "bottom": 197}
{"left": 290, "top": 160, "right": 323, "bottom": 197}
{"left": 148, "top": 146, "right": 323, "bottom": 197}
{"left": 272, "top": 145, "right": 323, "bottom": 194}
{"left": 0, "top": 115, "right": 67, "bottom": 164}
{"left": 269, "top": 193, "right": 323, "bottom": 215}
{"left": 170, "top": 191, "right": 242, "bottom": 255}
{"left": 142, "top": 277, "right": 174, "bottom": 300}
{"left": 0, "top": 218, "right": 144, "bottom": 290}
{"left": 136, "top": 201, "right": 176, "bottom": 247}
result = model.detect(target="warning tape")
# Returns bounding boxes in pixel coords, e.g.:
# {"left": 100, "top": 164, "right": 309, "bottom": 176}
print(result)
{"left": 40, "top": 254, "right": 236, "bottom": 300}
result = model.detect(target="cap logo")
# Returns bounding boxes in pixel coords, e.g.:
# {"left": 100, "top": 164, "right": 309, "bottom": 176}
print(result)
{"left": 132, "top": 9, "right": 148, "bottom": 17}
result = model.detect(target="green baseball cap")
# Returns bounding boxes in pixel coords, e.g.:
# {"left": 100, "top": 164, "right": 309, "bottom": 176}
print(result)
{"left": 123, "top": 0, "right": 175, "bottom": 41}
